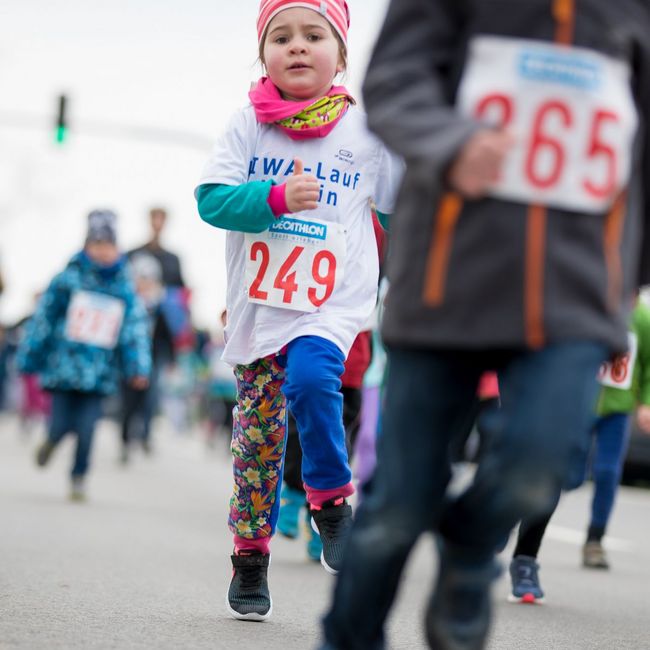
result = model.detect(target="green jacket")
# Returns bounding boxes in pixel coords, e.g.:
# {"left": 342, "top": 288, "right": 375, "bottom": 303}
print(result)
{"left": 596, "top": 302, "right": 650, "bottom": 417}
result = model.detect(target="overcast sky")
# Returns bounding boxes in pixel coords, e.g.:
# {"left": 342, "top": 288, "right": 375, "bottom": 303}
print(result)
{"left": 0, "top": 0, "right": 390, "bottom": 328}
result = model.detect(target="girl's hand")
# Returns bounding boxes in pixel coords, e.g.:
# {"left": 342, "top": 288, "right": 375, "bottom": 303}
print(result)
{"left": 637, "top": 405, "right": 650, "bottom": 434}
{"left": 285, "top": 158, "right": 320, "bottom": 212}
{"left": 447, "top": 129, "right": 515, "bottom": 199}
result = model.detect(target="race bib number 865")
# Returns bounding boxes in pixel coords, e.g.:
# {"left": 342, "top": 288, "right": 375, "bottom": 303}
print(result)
{"left": 457, "top": 37, "right": 638, "bottom": 213}
{"left": 244, "top": 216, "right": 346, "bottom": 313}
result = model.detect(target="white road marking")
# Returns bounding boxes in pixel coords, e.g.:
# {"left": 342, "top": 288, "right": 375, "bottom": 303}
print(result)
{"left": 545, "top": 525, "right": 635, "bottom": 552}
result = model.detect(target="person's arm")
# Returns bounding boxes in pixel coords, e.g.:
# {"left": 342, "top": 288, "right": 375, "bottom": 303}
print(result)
{"left": 362, "top": 0, "right": 478, "bottom": 174}
{"left": 198, "top": 157, "right": 321, "bottom": 233}
{"left": 371, "top": 140, "right": 404, "bottom": 231}
{"left": 197, "top": 182, "right": 279, "bottom": 233}
{"left": 172, "top": 255, "right": 186, "bottom": 288}
{"left": 118, "top": 292, "right": 152, "bottom": 386}
{"left": 15, "top": 275, "right": 68, "bottom": 374}
{"left": 637, "top": 32, "right": 650, "bottom": 287}
{"left": 634, "top": 305, "right": 650, "bottom": 432}
{"left": 196, "top": 107, "right": 281, "bottom": 234}
{"left": 375, "top": 210, "right": 390, "bottom": 231}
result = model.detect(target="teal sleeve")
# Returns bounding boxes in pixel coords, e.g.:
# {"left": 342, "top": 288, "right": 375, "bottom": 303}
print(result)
{"left": 197, "top": 182, "right": 278, "bottom": 234}
{"left": 376, "top": 210, "right": 390, "bottom": 231}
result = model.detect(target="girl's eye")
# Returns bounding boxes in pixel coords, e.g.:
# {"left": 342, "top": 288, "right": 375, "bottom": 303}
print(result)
{"left": 274, "top": 36, "right": 289, "bottom": 44}
{"left": 307, "top": 34, "right": 321, "bottom": 42}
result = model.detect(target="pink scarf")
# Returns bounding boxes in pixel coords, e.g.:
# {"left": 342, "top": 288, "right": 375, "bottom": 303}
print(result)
{"left": 248, "top": 77, "right": 355, "bottom": 140}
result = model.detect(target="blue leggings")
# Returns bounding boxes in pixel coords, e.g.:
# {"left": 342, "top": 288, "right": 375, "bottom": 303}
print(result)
{"left": 587, "top": 413, "right": 631, "bottom": 533}
{"left": 283, "top": 336, "right": 350, "bottom": 491}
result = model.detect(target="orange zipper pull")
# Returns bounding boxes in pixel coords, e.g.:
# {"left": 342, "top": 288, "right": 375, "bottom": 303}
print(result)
{"left": 553, "top": 0, "right": 575, "bottom": 45}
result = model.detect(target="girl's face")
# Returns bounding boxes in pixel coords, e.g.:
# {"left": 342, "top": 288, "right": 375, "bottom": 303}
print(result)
{"left": 262, "top": 8, "right": 344, "bottom": 102}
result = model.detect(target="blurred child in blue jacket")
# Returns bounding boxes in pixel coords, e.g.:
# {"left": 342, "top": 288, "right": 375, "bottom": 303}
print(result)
{"left": 17, "top": 209, "right": 151, "bottom": 500}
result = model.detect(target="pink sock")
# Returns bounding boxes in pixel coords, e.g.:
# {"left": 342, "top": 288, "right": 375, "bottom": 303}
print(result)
{"left": 233, "top": 535, "right": 271, "bottom": 555}
{"left": 304, "top": 481, "right": 355, "bottom": 508}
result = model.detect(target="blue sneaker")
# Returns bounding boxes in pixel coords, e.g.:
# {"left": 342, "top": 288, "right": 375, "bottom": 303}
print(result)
{"left": 508, "top": 555, "right": 545, "bottom": 604}
{"left": 277, "top": 484, "right": 305, "bottom": 539}
{"left": 304, "top": 508, "right": 323, "bottom": 561}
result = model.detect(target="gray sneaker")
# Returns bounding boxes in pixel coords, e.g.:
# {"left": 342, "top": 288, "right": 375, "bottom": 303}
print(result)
{"left": 583, "top": 541, "right": 609, "bottom": 569}
{"left": 69, "top": 477, "right": 87, "bottom": 502}
{"left": 35, "top": 440, "right": 56, "bottom": 467}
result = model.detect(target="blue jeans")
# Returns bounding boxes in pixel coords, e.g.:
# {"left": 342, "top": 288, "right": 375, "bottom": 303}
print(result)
{"left": 322, "top": 342, "right": 606, "bottom": 649}
{"left": 48, "top": 390, "right": 103, "bottom": 478}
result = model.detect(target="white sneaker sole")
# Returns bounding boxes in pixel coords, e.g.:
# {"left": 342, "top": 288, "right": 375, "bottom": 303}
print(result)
{"left": 311, "top": 516, "right": 338, "bottom": 575}
{"left": 226, "top": 595, "right": 273, "bottom": 622}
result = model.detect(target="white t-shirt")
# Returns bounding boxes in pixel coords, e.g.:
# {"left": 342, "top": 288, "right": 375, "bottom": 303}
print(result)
{"left": 197, "top": 104, "right": 402, "bottom": 366}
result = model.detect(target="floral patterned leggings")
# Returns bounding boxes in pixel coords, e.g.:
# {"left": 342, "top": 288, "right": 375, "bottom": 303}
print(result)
{"left": 229, "top": 354, "right": 287, "bottom": 542}
{"left": 228, "top": 336, "right": 355, "bottom": 552}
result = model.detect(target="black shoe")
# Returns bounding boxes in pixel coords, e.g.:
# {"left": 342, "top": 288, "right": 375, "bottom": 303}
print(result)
{"left": 426, "top": 543, "right": 500, "bottom": 650}
{"left": 227, "top": 552, "right": 272, "bottom": 621}
{"left": 310, "top": 497, "right": 353, "bottom": 575}
{"left": 35, "top": 440, "right": 56, "bottom": 467}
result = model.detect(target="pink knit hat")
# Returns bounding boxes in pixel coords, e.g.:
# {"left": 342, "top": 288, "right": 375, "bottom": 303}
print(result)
{"left": 257, "top": 0, "right": 350, "bottom": 46}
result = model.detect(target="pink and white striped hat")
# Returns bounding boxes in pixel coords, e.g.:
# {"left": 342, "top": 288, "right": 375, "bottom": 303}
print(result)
{"left": 257, "top": 0, "right": 350, "bottom": 46}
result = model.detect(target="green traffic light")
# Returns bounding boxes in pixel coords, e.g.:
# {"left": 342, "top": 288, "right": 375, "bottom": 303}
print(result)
{"left": 55, "top": 94, "right": 68, "bottom": 145}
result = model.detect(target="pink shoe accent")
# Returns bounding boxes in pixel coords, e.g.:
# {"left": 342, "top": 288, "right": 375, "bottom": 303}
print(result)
{"left": 233, "top": 535, "right": 271, "bottom": 556}
{"left": 478, "top": 372, "right": 499, "bottom": 399}
{"left": 267, "top": 183, "right": 288, "bottom": 217}
{"left": 304, "top": 482, "right": 354, "bottom": 509}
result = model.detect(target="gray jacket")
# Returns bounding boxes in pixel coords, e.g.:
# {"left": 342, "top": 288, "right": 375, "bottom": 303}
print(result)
{"left": 364, "top": 0, "right": 650, "bottom": 354}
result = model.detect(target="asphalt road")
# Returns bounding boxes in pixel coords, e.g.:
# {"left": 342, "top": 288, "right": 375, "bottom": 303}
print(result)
{"left": 1, "top": 414, "right": 649, "bottom": 649}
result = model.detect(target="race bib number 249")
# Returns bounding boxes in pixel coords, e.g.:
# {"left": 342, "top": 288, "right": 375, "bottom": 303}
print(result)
{"left": 244, "top": 216, "right": 346, "bottom": 313}
{"left": 457, "top": 36, "right": 638, "bottom": 213}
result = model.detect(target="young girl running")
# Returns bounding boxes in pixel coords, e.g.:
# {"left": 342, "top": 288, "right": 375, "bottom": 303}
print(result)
{"left": 196, "top": 0, "right": 401, "bottom": 622}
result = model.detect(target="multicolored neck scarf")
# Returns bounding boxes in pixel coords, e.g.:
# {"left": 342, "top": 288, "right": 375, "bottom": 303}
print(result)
{"left": 248, "top": 77, "right": 355, "bottom": 141}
